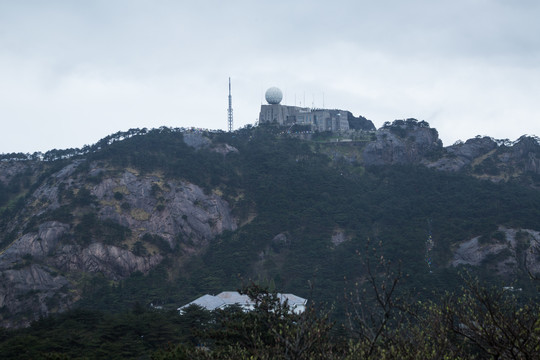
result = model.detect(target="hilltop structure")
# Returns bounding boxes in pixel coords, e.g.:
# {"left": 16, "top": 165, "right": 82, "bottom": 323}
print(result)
{"left": 227, "top": 77, "right": 233, "bottom": 132}
{"left": 259, "top": 87, "right": 350, "bottom": 132}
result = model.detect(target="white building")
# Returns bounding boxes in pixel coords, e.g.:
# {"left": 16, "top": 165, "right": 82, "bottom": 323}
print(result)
{"left": 258, "top": 87, "right": 350, "bottom": 132}
{"left": 178, "top": 291, "right": 307, "bottom": 314}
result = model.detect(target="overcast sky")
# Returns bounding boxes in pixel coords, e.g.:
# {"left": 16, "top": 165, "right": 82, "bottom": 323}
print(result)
{"left": 1, "top": 0, "right": 539, "bottom": 153}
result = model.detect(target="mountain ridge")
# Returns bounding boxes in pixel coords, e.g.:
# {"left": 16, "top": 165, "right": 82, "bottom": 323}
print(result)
{"left": 1, "top": 121, "right": 540, "bottom": 328}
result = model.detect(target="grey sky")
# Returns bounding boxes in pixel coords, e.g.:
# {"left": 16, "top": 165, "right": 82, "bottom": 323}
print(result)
{"left": 1, "top": 0, "right": 539, "bottom": 153}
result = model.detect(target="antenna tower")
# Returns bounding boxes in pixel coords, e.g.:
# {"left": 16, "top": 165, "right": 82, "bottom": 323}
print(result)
{"left": 227, "top": 77, "right": 233, "bottom": 132}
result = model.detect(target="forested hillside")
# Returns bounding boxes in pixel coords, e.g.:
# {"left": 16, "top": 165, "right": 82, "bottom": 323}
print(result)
{"left": 1, "top": 123, "right": 540, "bottom": 358}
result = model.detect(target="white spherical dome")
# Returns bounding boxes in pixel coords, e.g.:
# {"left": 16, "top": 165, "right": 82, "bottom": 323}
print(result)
{"left": 265, "top": 87, "right": 283, "bottom": 105}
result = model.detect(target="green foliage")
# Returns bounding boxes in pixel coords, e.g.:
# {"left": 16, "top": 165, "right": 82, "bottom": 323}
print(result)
{"left": 0, "top": 167, "right": 35, "bottom": 209}
{"left": 132, "top": 241, "right": 147, "bottom": 256}
{"left": 141, "top": 233, "right": 171, "bottom": 254}
{"left": 86, "top": 128, "right": 241, "bottom": 194}
{"left": 113, "top": 191, "right": 124, "bottom": 201}
{"left": 154, "top": 284, "right": 338, "bottom": 360}
{"left": 72, "top": 188, "right": 97, "bottom": 207}
{"left": 2, "top": 125, "right": 540, "bottom": 359}
{"left": 474, "top": 156, "right": 500, "bottom": 175}
{"left": 442, "top": 275, "right": 540, "bottom": 358}
{"left": 72, "top": 213, "right": 131, "bottom": 246}
{"left": 0, "top": 181, "right": 9, "bottom": 208}
{"left": 4, "top": 277, "right": 538, "bottom": 359}
{"left": 44, "top": 125, "right": 540, "bottom": 328}
{"left": 311, "top": 130, "right": 334, "bottom": 141}
{"left": 0, "top": 308, "right": 191, "bottom": 360}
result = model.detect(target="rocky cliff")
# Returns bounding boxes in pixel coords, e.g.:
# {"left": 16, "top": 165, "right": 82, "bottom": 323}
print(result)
{"left": 428, "top": 136, "right": 499, "bottom": 172}
{"left": 452, "top": 227, "right": 540, "bottom": 278}
{"left": 361, "top": 120, "right": 540, "bottom": 188}
{"left": 1, "top": 124, "right": 540, "bottom": 328}
{"left": 362, "top": 119, "right": 443, "bottom": 165}
{"left": 0, "top": 143, "right": 238, "bottom": 327}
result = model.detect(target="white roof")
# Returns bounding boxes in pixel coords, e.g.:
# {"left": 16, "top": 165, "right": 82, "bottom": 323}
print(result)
{"left": 178, "top": 291, "right": 307, "bottom": 312}
{"left": 278, "top": 293, "right": 308, "bottom": 306}
{"left": 178, "top": 294, "right": 226, "bottom": 311}
{"left": 216, "top": 291, "right": 252, "bottom": 307}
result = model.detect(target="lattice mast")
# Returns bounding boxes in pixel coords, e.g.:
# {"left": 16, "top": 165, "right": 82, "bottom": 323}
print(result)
{"left": 227, "top": 77, "right": 233, "bottom": 132}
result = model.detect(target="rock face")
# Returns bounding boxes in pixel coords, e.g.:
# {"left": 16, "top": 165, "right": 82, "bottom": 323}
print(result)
{"left": 504, "top": 136, "right": 540, "bottom": 175}
{"left": 0, "top": 222, "right": 74, "bottom": 328}
{"left": 0, "top": 220, "right": 165, "bottom": 327}
{"left": 1, "top": 125, "right": 540, "bottom": 329}
{"left": 212, "top": 143, "right": 239, "bottom": 155}
{"left": 93, "top": 170, "right": 237, "bottom": 250}
{"left": 452, "top": 227, "right": 540, "bottom": 277}
{"left": 429, "top": 137, "right": 498, "bottom": 172}
{"left": 0, "top": 159, "right": 238, "bottom": 328}
{"left": 182, "top": 132, "right": 239, "bottom": 155}
{"left": 363, "top": 122, "right": 540, "bottom": 187}
{"left": 0, "top": 161, "right": 35, "bottom": 185}
{"left": 2, "top": 221, "right": 70, "bottom": 260}
{"left": 182, "top": 132, "right": 212, "bottom": 149}
{"left": 362, "top": 120, "right": 442, "bottom": 165}
{"left": 54, "top": 243, "right": 162, "bottom": 279}
{"left": 0, "top": 264, "right": 72, "bottom": 328}
{"left": 427, "top": 135, "right": 540, "bottom": 178}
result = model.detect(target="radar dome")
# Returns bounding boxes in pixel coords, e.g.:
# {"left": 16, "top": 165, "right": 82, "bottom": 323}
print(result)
{"left": 265, "top": 87, "right": 283, "bottom": 105}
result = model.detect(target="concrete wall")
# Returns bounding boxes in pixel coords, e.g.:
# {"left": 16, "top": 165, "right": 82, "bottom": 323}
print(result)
{"left": 259, "top": 104, "right": 350, "bottom": 132}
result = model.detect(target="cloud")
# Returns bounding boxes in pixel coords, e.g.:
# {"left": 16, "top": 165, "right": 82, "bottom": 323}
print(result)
{"left": 0, "top": 0, "right": 539, "bottom": 152}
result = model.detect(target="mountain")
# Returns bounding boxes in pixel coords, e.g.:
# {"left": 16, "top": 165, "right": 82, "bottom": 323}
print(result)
{"left": 1, "top": 121, "right": 540, "bottom": 328}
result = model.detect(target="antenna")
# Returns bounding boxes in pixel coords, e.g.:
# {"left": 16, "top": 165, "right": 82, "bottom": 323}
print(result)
{"left": 227, "top": 77, "right": 233, "bottom": 132}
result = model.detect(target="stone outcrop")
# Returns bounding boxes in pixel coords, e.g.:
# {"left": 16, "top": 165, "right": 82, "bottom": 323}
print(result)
{"left": 0, "top": 159, "right": 238, "bottom": 328}
{"left": 363, "top": 123, "right": 540, "bottom": 186}
{"left": 1, "top": 125, "right": 540, "bottom": 329}
{"left": 452, "top": 227, "right": 540, "bottom": 277}
{"left": 21, "top": 160, "right": 83, "bottom": 220}
{"left": 271, "top": 233, "right": 290, "bottom": 248}
{"left": 54, "top": 243, "right": 162, "bottom": 279}
{"left": 362, "top": 121, "right": 442, "bottom": 165}
{"left": 0, "top": 161, "right": 31, "bottom": 185}
{"left": 212, "top": 143, "right": 239, "bottom": 155}
{"left": 0, "top": 222, "right": 76, "bottom": 328}
{"left": 0, "top": 264, "right": 73, "bottom": 328}
{"left": 503, "top": 136, "right": 540, "bottom": 175}
{"left": 2, "top": 221, "right": 69, "bottom": 261}
{"left": 429, "top": 137, "right": 498, "bottom": 172}
{"left": 428, "top": 136, "right": 540, "bottom": 176}
{"left": 93, "top": 170, "right": 237, "bottom": 249}
{"left": 0, "top": 219, "right": 163, "bottom": 327}
{"left": 331, "top": 230, "right": 348, "bottom": 246}
{"left": 183, "top": 132, "right": 212, "bottom": 149}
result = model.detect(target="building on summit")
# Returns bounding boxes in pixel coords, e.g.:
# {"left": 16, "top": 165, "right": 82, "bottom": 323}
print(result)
{"left": 258, "top": 87, "right": 350, "bottom": 132}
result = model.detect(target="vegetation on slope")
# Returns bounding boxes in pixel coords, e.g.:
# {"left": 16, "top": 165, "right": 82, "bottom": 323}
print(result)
{"left": 1, "top": 124, "right": 540, "bottom": 357}
{"left": 13, "top": 125, "right": 534, "bottom": 313}
{"left": 2, "top": 275, "right": 540, "bottom": 359}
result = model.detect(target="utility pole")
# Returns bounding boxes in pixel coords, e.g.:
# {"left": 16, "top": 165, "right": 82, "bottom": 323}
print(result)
{"left": 228, "top": 77, "right": 233, "bottom": 132}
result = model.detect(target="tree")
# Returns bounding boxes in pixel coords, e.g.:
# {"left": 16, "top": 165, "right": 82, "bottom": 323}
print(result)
{"left": 155, "top": 284, "right": 338, "bottom": 359}
{"left": 444, "top": 275, "right": 540, "bottom": 359}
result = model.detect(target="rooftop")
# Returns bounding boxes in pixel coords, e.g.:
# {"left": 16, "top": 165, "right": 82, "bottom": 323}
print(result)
{"left": 178, "top": 291, "right": 307, "bottom": 313}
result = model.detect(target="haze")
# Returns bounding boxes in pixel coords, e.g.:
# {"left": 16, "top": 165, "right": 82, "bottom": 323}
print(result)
{"left": 1, "top": 0, "right": 539, "bottom": 153}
